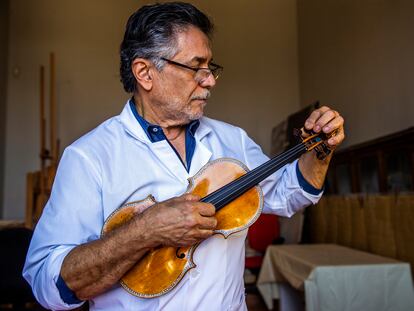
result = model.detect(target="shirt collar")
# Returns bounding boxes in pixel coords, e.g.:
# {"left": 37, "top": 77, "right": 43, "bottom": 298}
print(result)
{"left": 128, "top": 98, "right": 199, "bottom": 143}
{"left": 118, "top": 100, "right": 211, "bottom": 144}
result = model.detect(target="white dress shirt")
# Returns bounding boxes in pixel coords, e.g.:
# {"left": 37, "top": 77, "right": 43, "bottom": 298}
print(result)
{"left": 23, "top": 102, "right": 322, "bottom": 310}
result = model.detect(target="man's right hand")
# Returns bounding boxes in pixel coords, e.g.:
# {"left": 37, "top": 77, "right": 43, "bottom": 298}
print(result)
{"left": 137, "top": 194, "right": 217, "bottom": 247}
{"left": 61, "top": 193, "right": 215, "bottom": 300}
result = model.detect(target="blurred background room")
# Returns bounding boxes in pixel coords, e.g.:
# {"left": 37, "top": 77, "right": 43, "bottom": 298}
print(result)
{"left": 0, "top": 0, "right": 413, "bottom": 310}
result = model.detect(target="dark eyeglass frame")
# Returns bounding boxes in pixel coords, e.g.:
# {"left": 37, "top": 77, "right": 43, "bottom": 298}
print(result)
{"left": 160, "top": 57, "right": 223, "bottom": 81}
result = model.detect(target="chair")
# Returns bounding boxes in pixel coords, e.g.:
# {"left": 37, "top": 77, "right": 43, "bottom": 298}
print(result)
{"left": 0, "top": 227, "right": 39, "bottom": 310}
{"left": 245, "top": 214, "right": 283, "bottom": 276}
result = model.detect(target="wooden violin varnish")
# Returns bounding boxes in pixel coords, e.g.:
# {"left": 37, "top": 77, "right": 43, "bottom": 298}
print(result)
{"left": 102, "top": 130, "right": 333, "bottom": 298}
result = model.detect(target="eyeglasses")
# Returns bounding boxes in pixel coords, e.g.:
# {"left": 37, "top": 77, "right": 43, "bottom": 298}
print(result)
{"left": 160, "top": 57, "right": 223, "bottom": 83}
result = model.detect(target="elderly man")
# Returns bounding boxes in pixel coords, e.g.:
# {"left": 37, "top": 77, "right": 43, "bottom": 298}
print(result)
{"left": 23, "top": 2, "right": 344, "bottom": 310}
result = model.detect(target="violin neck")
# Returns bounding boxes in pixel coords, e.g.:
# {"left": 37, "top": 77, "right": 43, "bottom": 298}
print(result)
{"left": 201, "top": 142, "right": 308, "bottom": 211}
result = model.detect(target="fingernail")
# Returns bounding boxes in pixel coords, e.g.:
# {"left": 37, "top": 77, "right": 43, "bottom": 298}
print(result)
{"left": 315, "top": 125, "right": 321, "bottom": 132}
{"left": 328, "top": 138, "right": 335, "bottom": 145}
{"left": 323, "top": 126, "right": 330, "bottom": 132}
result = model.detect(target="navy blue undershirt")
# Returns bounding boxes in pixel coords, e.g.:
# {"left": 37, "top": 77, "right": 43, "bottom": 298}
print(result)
{"left": 129, "top": 99, "right": 199, "bottom": 172}
{"left": 295, "top": 161, "right": 323, "bottom": 195}
{"left": 56, "top": 275, "right": 82, "bottom": 305}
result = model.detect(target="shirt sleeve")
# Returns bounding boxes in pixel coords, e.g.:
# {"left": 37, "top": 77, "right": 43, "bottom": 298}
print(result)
{"left": 23, "top": 146, "right": 103, "bottom": 310}
{"left": 239, "top": 128, "right": 323, "bottom": 217}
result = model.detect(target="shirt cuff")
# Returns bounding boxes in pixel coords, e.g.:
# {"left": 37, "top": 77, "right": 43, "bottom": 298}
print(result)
{"left": 56, "top": 274, "right": 83, "bottom": 305}
{"left": 295, "top": 161, "right": 324, "bottom": 195}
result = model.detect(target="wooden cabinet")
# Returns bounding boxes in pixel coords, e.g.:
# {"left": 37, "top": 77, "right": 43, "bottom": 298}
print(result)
{"left": 325, "top": 127, "right": 414, "bottom": 194}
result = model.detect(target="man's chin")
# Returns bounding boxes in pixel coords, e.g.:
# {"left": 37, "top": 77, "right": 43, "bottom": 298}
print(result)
{"left": 188, "top": 102, "right": 206, "bottom": 120}
{"left": 188, "top": 111, "right": 204, "bottom": 121}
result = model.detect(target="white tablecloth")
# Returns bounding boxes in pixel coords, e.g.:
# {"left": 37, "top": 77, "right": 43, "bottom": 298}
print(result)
{"left": 257, "top": 244, "right": 414, "bottom": 311}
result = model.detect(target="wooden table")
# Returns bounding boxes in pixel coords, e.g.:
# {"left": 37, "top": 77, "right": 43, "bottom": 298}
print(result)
{"left": 0, "top": 220, "right": 26, "bottom": 230}
{"left": 257, "top": 244, "right": 414, "bottom": 311}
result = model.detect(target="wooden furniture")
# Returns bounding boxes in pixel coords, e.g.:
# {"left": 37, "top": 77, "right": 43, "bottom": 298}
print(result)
{"left": 0, "top": 220, "right": 25, "bottom": 230}
{"left": 257, "top": 244, "right": 414, "bottom": 311}
{"left": 301, "top": 128, "right": 414, "bottom": 275}
{"left": 303, "top": 194, "right": 414, "bottom": 276}
{"left": 325, "top": 127, "right": 414, "bottom": 194}
{"left": 26, "top": 53, "right": 59, "bottom": 228}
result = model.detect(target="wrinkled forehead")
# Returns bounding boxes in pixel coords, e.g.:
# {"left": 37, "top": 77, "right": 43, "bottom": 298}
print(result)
{"left": 171, "top": 25, "right": 213, "bottom": 63}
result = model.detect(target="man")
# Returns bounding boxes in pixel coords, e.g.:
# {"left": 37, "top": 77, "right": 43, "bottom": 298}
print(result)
{"left": 23, "top": 2, "right": 345, "bottom": 310}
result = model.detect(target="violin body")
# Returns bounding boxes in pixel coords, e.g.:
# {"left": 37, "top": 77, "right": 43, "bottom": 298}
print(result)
{"left": 101, "top": 158, "right": 263, "bottom": 298}
{"left": 101, "top": 129, "right": 332, "bottom": 298}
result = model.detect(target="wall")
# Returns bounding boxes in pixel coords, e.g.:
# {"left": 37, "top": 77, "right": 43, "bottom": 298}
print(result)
{"left": 298, "top": 0, "right": 414, "bottom": 148}
{"left": 3, "top": 0, "right": 300, "bottom": 219}
{"left": 0, "top": 0, "right": 10, "bottom": 217}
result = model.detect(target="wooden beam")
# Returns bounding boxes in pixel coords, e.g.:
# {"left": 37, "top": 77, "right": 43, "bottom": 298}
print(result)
{"left": 49, "top": 52, "right": 57, "bottom": 165}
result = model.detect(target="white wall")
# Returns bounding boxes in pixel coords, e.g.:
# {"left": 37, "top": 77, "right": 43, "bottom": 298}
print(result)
{"left": 298, "top": 0, "right": 414, "bottom": 148}
{"left": 3, "top": 0, "right": 300, "bottom": 219}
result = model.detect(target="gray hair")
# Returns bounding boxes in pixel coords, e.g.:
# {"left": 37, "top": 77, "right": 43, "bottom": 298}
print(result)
{"left": 120, "top": 2, "right": 214, "bottom": 93}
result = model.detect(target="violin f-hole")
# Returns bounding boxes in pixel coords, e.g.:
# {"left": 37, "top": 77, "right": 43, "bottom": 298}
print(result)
{"left": 175, "top": 247, "right": 186, "bottom": 259}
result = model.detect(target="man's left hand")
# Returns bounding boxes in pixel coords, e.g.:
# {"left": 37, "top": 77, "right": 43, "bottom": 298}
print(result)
{"left": 298, "top": 106, "right": 345, "bottom": 189}
{"left": 304, "top": 106, "right": 345, "bottom": 151}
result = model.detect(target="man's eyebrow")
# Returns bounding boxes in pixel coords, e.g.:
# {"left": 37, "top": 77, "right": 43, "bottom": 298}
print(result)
{"left": 189, "top": 56, "right": 213, "bottom": 64}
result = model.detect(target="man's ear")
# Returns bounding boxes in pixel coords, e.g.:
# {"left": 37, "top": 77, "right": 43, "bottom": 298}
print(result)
{"left": 131, "top": 58, "right": 153, "bottom": 91}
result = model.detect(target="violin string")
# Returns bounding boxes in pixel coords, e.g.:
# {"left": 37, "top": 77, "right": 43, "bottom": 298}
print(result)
{"left": 211, "top": 143, "right": 306, "bottom": 209}
{"left": 203, "top": 141, "right": 307, "bottom": 206}
{"left": 211, "top": 144, "right": 306, "bottom": 209}
{"left": 203, "top": 142, "right": 307, "bottom": 208}
{"left": 205, "top": 143, "right": 304, "bottom": 205}
{"left": 208, "top": 143, "right": 305, "bottom": 209}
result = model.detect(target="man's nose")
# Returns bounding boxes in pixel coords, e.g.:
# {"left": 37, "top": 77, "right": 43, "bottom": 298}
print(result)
{"left": 199, "top": 72, "right": 216, "bottom": 89}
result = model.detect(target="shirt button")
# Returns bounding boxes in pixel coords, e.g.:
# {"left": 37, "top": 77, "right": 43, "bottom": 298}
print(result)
{"left": 152, "top": 128, "right": 158, "bottom": 132}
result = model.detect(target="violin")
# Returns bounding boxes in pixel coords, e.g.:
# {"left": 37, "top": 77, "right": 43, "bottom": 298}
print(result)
{"left": 101, "top": 129, "right": 335, "bottom": 298}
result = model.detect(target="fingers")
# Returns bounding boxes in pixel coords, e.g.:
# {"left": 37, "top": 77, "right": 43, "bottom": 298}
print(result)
{"left": 174, "top": 228, "right": 214, "bottom": 247}
{"left": 304, "top": 105, "right": 345, "bottom": 148}
{"left": 150, "top": 194, "right": 217, "bottom": 246}
{"left": 181, "top": 193, "right": 201, "bottom": 202}
{"left": 188, "top": 201, "right": 216, "bottom": 230}
{"left": 304, "top": 106, "right": 344, "bottom": 134}
{"left": 327, "top": 130, "right": 345, "bottom": 147}
{"left": 305, "top": 106, "right": 330, "bottom": 131}
{"left": 197, "top": 202, "right": 216, "bottom": 217}
{"left": 321, "top": 113, "right": 343, "bottom": 134}
{"left": 174, "top": 193, "right": 215, "bottom": 217}
{"left": 195, "top": 228, "right": 215, "bottom": 240}
{"left": 197, "top": 213, "right": 217, "bottom": 230}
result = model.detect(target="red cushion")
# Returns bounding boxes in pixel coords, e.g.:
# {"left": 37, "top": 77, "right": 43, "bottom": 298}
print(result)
{"left": 245, "top": 256, "right": 263, "bottom": 269}
{"left": 248, "top": 214, "right": 279, "bottom": 253}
